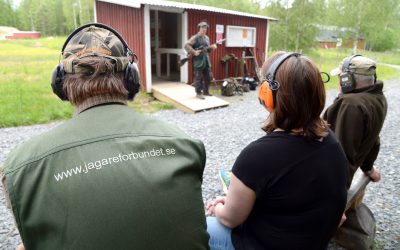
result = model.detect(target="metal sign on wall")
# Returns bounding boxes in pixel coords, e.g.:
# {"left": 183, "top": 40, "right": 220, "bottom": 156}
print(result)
{"left": 216, "top": 24, "right": 224, "bottom": 44}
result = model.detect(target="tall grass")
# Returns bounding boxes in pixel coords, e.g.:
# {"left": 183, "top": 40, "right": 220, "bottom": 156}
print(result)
{"left": 0, "top": 37, "right": 173, "bottom": 128}
{"left": 0, "top": 37, "right": 73, "bottom": 127}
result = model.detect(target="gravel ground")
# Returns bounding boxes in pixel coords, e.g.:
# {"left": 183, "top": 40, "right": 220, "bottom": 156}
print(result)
{"left": 0, "top": 81, "right": 399, "bottom": 250}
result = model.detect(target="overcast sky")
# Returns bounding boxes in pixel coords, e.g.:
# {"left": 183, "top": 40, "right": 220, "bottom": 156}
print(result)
{"left": 12, "top": 0, "right": 21, "bottom": 8}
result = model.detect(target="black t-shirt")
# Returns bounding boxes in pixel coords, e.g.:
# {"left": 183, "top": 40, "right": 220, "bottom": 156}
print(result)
{"left": 232, "top": 130, "right": 348, "bottom": 250}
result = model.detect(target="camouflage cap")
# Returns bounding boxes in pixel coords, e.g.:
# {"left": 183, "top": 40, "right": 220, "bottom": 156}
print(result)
{"left": 331, "top": 56, "right": 376, "bottom": 76}
{"left": 62, "top": 25, "right": 130, "bottom": 74}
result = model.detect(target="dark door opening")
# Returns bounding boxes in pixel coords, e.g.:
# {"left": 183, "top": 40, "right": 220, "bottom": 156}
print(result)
{"left": 150, "top": 10, "right": 181, "bottom": 82}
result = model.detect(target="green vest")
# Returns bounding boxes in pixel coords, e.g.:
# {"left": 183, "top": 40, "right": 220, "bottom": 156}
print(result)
{"left": 192, "top": 35, "right": 211, "bottom": 70}
{"left": 192, "top": 52, "right": 211, "bottom": 70}
{"left": 3, "top": 104, "right": 209, "bottom": 250}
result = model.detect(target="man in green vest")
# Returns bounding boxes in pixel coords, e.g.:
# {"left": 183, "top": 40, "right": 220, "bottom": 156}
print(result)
{"left": 1, "top": 23, "right": 209, "bottom": 250}
{"left": 184, "top": 20, "right": 217, "bottom": 99}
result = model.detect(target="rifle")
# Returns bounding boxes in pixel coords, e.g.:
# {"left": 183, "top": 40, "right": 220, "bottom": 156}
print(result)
{"left": 180, "top": 38, "right": 226, "bottom": 66}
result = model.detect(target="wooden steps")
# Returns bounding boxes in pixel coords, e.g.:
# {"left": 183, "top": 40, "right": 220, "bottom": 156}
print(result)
{"left": 152, "top": 82, "right": 229, "bottom": 113}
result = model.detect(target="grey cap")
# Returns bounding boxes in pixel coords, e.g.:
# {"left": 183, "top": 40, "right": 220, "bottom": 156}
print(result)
{"left": 197, "top": 21, "right": 209, "bottom": 28}
{"left": 331, "top": 56, "right": 377, "bottom": 76}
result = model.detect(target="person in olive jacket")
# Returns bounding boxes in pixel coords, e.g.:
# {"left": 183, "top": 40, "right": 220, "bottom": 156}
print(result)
{"left": 323, "top": 55, "right": 387, "bottom": 232}
{"left": 184, "top": 20, "right": 217, "bottom": 99}
{"left": 324, "top": 55, "right": 387, "bottom": 188}
{"left": 1, "top": 24, "right": 209, "bottom": 250}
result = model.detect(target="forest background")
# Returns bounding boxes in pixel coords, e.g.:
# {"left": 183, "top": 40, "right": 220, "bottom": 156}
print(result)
{"left": 1, "top": 0, "right": 399, "bottom": 52}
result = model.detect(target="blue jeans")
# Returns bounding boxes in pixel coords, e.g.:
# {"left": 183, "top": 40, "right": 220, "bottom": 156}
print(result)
{"left": 206, "top": 217, "right": 235, "bottom": 250}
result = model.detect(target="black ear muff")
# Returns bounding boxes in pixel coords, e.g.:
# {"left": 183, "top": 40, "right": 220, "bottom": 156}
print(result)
{"left": 51, "top": 63, "right": 68, "bottom": 101}
{"left": 258, "top": 52, "right": 301, "bottom": 111}
{"left": 124, "top": 61, "right": 141, "bottom": 101}
{"left": 340, "top": 54, "right": 361, "bottom": 93}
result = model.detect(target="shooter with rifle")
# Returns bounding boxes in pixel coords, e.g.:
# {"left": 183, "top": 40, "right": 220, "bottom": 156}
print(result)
{"left": 184, "top": 20, "right": 220, "bottom": 99}
{"left": 180, "top": 38, "right": 225, "bottom": 67}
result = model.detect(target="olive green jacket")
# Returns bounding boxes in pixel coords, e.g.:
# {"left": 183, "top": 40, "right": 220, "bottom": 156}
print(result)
{"left": 2, "top": 104, "right": 209, "bottom": 250}
{"left": 323, "top": 82, "right": 387, "bottom": 188}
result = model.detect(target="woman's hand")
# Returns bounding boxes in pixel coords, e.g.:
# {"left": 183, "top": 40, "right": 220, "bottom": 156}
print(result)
{"left": 206, "top": 196, "right": 226, "bottom": 216}
{"left": 207, "top": 174, "right": 256, "bottom": 228}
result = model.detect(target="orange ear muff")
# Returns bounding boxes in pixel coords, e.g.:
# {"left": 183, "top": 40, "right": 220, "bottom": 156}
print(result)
{"left": 258, "top": 81, "right": 275, "bottom": 112}
{"left": 259, "top": 52, "right": 301, "bottom": 112}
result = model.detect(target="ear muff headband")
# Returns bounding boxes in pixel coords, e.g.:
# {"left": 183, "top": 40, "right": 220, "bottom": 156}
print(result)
{"left": 340, "top": 54, "right": 361, "bottom": 93}
{"left": 342, "top": 54, "right": 362, "bottom": 72}
{"left": 51, "top": 23, "right": 140, "bottom": 101}
{"left": 258, "top": 52, "right": 301, "bottom": 111}
{"left": 265, "top": 53, "right": 300, "bottom": 83}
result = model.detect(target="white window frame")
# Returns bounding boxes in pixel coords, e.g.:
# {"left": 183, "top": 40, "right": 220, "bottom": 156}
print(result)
{"left": 225, "top": 25, "right": 256, "bottom": 47}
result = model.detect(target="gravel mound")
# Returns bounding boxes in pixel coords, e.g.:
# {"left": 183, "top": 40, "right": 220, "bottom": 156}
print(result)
{"left": 1, "top": 81, "right": 399, "bottom": 250}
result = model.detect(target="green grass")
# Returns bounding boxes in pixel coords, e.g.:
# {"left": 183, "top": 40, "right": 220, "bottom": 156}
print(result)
{"left": 0, "top": 37, "right": 173, "bottom": 128}
{"left": 0, "top": 37, "right": 73, "bottom": 127}
{"left": 363, "top": 50, "right": 400, "bottom": 65}
{"left": 128, "top": 91, "right": 174, "bottom": 113}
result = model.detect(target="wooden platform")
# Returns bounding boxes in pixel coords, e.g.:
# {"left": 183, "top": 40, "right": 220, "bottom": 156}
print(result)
{"left": 152, "top": 82, "right": 229, "bottom": 113}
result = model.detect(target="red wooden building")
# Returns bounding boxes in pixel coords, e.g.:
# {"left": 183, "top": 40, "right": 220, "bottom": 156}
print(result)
{"left": 5, "top": 31, "right": 41, "bottom": 39}
{"left": 315, "top": 25, "right": 366, "bottom": 50}
{"left": 95, "top": 0, "right": 276, "bottom": 92}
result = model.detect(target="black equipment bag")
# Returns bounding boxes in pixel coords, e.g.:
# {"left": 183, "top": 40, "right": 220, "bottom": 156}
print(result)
{"left": 243, "top": 76, "right": 257, "bottom": 90}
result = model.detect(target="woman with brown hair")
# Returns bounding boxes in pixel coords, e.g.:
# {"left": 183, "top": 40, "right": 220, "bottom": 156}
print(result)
{"left": 206, "top": 52, "right": 348, "bottom": 250}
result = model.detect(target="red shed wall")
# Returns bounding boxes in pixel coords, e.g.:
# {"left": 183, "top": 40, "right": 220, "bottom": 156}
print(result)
{"left": 6, "top": 32, "right": 41, "bottom": 39}
{"left": 187, "top": 10, "right": 268, "bottom": 82}
{"left": 95, "top": 1, "right": 147, "bottom": 89}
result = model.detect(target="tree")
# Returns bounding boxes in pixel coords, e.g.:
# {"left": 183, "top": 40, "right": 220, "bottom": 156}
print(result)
{"left": 13, "top": 0, "right": 94, "bottom": 35}
{"left": 360, "top": 0, "right": 400, "bottom": 51}
{"left": 0, "top": 0, "right": 16, "bottom": 27}
{"left": 263, "top": 0, "right": 324, "bottom": 52}
{"left": 323, "top": 0, "right": 400, "bottom": 52}
{"left": 17, "top": 0, "right": 39, "bottom": 31}
{"left": 288, "top": 0, "right": 324, "bottom": 51}
{"left": 262, "top": 0, "right": 290, "bottom": 51}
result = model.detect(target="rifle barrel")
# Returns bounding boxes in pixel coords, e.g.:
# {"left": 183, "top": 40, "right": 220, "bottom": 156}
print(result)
{"left": 179, "top": 58, "right": 189, "bottom": 66}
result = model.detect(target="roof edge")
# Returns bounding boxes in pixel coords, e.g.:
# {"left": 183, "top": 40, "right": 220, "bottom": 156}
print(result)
{"left": 96, "top": 0, "right": 278, "bottom": 21}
